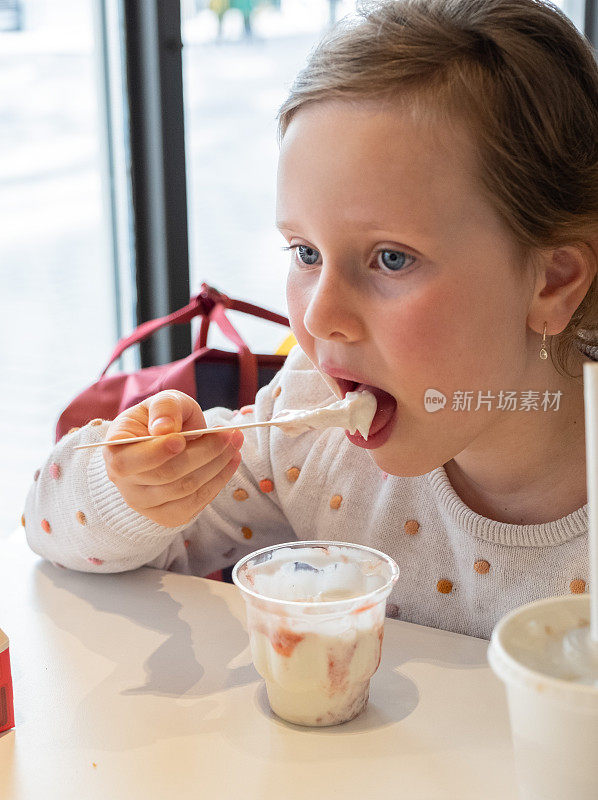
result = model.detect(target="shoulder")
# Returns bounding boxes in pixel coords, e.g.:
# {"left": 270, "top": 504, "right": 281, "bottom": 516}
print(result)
{"left": 283, "top": 343, "right": 320, "bottom": 372}
{"left": 275, "top": 345, "right": 336, "bottom": 407}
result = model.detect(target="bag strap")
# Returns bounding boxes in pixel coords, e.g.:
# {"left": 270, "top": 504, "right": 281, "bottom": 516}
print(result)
{"left": 101, "top": 293, "right": 208, "bottom": 376}
{"left": 101, "top": 284, "right": 289, "bottom": 377}
{"left": 209, "top": 303, "right": 258, "bottom": 406}
{"left": 196, "top": 285, "right": 289, "bottom": 349}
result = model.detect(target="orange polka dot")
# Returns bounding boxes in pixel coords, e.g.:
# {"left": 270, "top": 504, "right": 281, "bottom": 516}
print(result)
{"left": 474, "top": 559, "right": 490, "bottom": 574}
{"left": 437, "top": 579, "right": 453, "bottom": 594}
{"left": 404, "top": 520, "right": 419, "bottom": 535}
{"left": 273, "top": 386, "right": 281, "bottom": 398}
{"left": 240, "top": 406, "right": 254, "bottom": 415}
{"left": 286, "top": 467, "right": 300, "bottom": 482}
{"left": 49, "top": 462, "right": 61, "bottom": 480}
{"left": 259, "top": 479, "right": 274, "bottom": 493}
{"left": 184, "top": 539, "right": 190, "bottom": 549}
{"left": 242, "top": 526, "right": 253, "bottom": 539}
{"left": 89, "top": 418, "right": 103, "bottom": 426}
{"left": 76, "top": 511, "right": 87, "bottom": 525}
{"left": 570, "top": 579, "right": 586, "bottom": 594}
{"left": 21, "top": 514, "right": 25, "bottom": 528}
{"left": 33, "top": 469, "right": 41, "bottom": 481}
{"left": 233, "top": 488, "right": 249, "bottom": 501}
{"left": 41, "top": 519, "right": 51, "bottom": 534}
{"left": 68, "top": 427, "right": 80, "bottom": 435}
{"left": 330, "top": 494, "right": 342, "bottom": 510}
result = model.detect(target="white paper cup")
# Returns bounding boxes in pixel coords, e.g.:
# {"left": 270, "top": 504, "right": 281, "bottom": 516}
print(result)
{"left": 488, "top": 594, "right": 598, "bottom": 800}
{"left": 233, "top": 541, "right": 399, "bottom": 726}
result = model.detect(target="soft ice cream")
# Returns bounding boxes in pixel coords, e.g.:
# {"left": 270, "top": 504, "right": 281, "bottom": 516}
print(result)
{"left": 248, "top": 546, "right": 387, "bottom": 602}
{"left": 271, "top": 390, "right": 377, "bottom": 439}
{"left": 507, "top": 617, "right": 598, "bottom": 687}
{"left": 233, "top": 543, "right": 399, "bottom": 727}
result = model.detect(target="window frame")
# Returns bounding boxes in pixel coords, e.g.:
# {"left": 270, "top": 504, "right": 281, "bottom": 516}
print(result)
{"left": 122, "top": 0, "right": 191, "bottom": 367}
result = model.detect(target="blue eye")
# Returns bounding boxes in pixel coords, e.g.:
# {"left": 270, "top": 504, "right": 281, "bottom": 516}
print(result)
{"left": 295, "top": 245, "right": 319, "bottom": 266}
{"left": 377, "top": 250, "right": 414, "bottom": 272}
{"left": 281, "top": 244, "right": 320, "bottom": 267}
{"left": 281, "top": 244, "right": 416, "bottom": 274}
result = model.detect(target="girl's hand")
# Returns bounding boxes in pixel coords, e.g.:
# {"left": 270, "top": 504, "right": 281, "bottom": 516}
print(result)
{"left": 102, "top": 390, "right": 243, "bottom": 527}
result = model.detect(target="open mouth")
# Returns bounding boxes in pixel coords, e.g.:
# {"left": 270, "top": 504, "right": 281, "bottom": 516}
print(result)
{"left": 335, "top": 379, "right": 398, "bottom": 449}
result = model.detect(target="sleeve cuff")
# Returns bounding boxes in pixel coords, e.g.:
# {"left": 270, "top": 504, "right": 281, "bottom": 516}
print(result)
{"left": 87, "top": 445, "right": 191, "bottom": 543}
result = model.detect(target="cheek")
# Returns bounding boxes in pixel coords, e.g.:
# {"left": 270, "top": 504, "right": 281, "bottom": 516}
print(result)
{"left": 379, "top": 290, "right": 467, "bottom": 363}
{"left": 286, "top": 269, "right": 301, "bottom": 317}
{"left": 286, "top": 272, "right": 311, "bottom": 352}
{"left": 378, "top": 285, "right": 493, "bottom": 395}
{"left": 381, "top": 275, "right": 526, "bottom": 407}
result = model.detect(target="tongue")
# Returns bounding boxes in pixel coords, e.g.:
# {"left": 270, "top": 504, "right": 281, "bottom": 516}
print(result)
{"left": 356, "top": 383, "right": 397, "bottom": 437}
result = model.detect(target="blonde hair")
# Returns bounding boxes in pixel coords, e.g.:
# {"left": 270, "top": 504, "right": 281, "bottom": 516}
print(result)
{"left": 276, "top": 0, "right": 598, "bottom": 378}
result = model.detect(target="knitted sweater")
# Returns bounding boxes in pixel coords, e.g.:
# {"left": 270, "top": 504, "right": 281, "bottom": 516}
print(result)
{"left": 23, "top": 345, "right": 590, "bottom": 640}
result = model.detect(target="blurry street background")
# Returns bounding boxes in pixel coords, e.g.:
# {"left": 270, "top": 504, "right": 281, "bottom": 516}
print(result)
{"left": 0, "top": 0, "right": 585, "bottom": 533}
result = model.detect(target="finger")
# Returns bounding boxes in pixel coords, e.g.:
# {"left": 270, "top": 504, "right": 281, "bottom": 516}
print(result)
{"left": 104, "top": 405, "right": 152, "bottom": 441}
{"left": 144, "top": 390, "right": 206, "bottom": 436}
{"left": 134, "top": 429, "right": 243, "bottom": 486}
{"left": 129, "top": 440, "right": 243, "bottom": 509}
{"left": 143, "top": 452, "right": 242, "bottom": 527}
{"left": 104, "top": 431, "right": 189, "bottom": 480}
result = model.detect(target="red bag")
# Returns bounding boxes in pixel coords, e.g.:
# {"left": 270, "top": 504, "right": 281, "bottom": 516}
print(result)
{"left": 56, "top": 283, "right": 290, "bottom": 441}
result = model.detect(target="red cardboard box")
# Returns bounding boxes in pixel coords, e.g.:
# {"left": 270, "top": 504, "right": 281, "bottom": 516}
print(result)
{"left": 0, "top": 628, "right": 15, "bottom": 732}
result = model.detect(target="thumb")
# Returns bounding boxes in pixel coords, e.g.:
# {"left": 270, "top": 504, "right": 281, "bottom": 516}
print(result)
{"left": 146, "top": 390, "right": 205, "bottom": 436}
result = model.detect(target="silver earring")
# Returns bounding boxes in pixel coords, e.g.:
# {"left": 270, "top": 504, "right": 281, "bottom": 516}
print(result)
{"left": 539, "top": 322, "right": 548, "bottom": 360}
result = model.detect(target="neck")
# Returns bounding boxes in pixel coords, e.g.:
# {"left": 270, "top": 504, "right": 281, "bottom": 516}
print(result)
{"left": 444, "top": 351, "right": 588, "bottom": 525}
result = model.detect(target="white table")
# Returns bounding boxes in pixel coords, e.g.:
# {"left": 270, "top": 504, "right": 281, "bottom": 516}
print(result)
{"left": 0, "top": 530, "right": 518, "bottom": 799}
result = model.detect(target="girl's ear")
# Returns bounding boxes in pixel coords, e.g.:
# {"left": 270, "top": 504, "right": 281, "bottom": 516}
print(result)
{"left": 527, "top": 242, "right": 597, "bottom": 336}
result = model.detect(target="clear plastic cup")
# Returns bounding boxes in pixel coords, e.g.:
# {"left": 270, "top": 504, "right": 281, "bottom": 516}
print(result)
{"left": 232, "top": 540, "right": 399, "bottom": 726}
{"left": 488, "top": 595, "right": 598, "bottom": 800}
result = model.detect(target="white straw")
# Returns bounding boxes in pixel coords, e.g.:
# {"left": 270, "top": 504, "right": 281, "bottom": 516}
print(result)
{"left": 583, "top": 362, "right": 598, "bottom": 642}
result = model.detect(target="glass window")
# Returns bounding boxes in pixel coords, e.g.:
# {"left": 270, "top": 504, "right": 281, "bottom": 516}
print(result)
{"left": 555, "top": 0, "right": 587, "bottom": 33}
{"left": 0, "top": 0, "right": 122, "bottom": 532}
{"left": 182, "top": 0, "right": 357, "bottom": 353}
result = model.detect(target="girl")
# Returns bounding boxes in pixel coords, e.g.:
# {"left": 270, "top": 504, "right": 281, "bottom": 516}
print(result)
{"left": 23, "top": 0, "right": 598, "bottom": 639}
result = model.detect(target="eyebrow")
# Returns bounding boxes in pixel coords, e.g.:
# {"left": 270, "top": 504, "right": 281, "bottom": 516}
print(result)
{"left": 276, "top": 220, "right": 399, "bottom": 231}
{"left": 275, "top": 221, "right": 428, "bottom": 258}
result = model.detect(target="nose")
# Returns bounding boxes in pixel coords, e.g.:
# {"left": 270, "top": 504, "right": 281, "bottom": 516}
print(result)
{"left": 302, "top": 263, "right": 365, "bottom": 343}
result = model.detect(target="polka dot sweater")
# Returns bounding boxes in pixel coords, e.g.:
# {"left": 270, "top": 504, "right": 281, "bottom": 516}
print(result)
{"left": 23, "top": 345, "right": 590, "bottom": 640}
